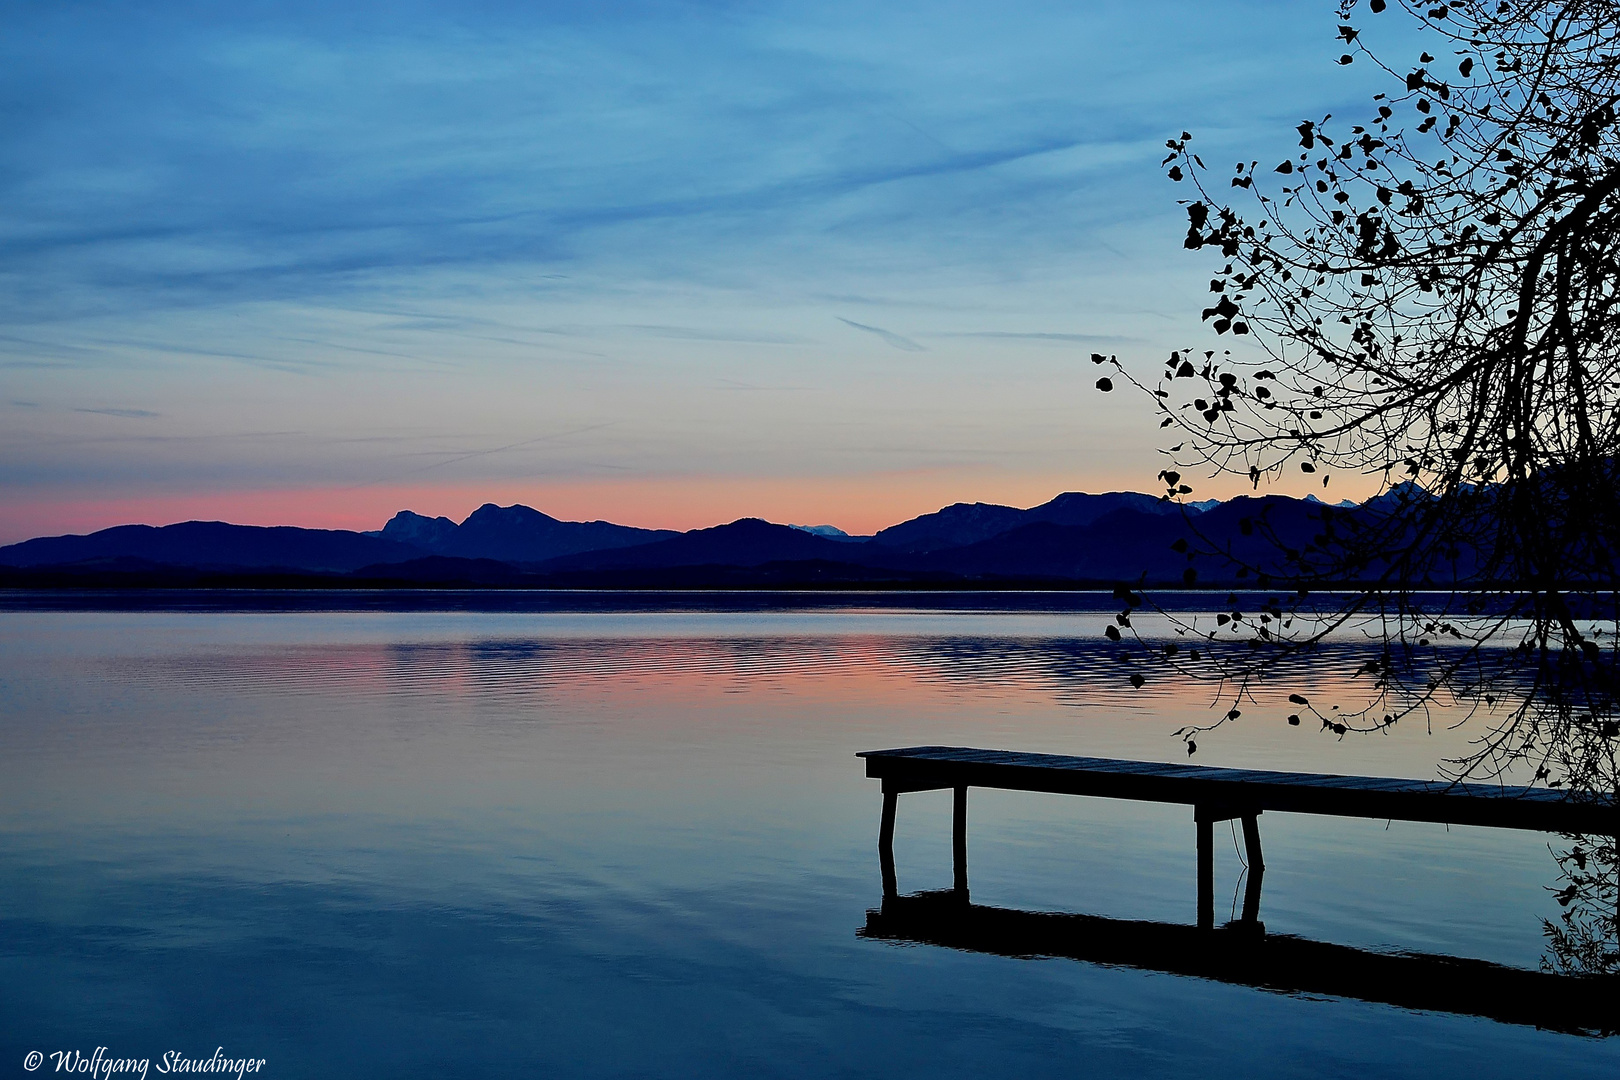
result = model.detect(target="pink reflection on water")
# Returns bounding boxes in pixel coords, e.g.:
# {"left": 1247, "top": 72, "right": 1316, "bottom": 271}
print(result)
{"left": 111, "top": 627, "right": 1515, "bottom": 782}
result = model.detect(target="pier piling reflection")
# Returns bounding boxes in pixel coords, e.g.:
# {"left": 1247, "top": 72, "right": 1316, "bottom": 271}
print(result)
{"left": 861, "top": 891, "right": 1617, "bottom": 1037}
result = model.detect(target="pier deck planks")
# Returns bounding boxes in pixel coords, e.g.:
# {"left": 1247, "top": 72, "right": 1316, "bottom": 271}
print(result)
{"left": 859, "top": 745, "right": 1617, "bottom": 835}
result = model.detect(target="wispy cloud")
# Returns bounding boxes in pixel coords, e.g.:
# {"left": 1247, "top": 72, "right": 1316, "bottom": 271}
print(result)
{"left": 0, "top": 1, "right": 1346, "bottom": 324}
{"left": 350, "top": 424, "right": 620, "bottom": 489}
{"left": 73, "top": 407, "right": 161, "bottom": 418}
{"left": 929, "top": 331, "right": 1138, "bottom": 344}
{"left": 0, "top": 0, "right": 1387, "bottom": 518}
{"left": 836, "top": 317, "right": 924, "bottom": 352}
{"left": 619, "top": 324, "right": 808, "bottom": 345}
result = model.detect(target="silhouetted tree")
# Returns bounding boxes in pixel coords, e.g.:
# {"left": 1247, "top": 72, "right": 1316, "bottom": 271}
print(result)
{"left": 1097, "top": 0, "right": 1620, "bottom": 969}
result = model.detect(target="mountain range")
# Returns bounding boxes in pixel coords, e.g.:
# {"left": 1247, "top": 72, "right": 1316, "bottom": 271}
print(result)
{"left": 0, "top": 491, "right": 1371, "bottom": 589}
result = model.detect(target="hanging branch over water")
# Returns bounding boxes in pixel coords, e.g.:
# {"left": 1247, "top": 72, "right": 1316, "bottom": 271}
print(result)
{"left": 1096, "top": 0, "right": 1620, "bottom": 969}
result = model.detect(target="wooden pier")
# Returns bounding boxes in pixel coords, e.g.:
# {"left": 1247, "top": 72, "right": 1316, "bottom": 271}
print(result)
{"left": 859, "top": 745, "right": 1619, "bottom": 931}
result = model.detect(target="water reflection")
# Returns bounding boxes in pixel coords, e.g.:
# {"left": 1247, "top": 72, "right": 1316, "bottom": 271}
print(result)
{"left": 862, "top": 891, "right": 1618, "bottom": 1037}
{"left": 3, "top": 610, "right": 1618, "bottom": 1077}
{"left": 96, "top": 625, "right": 1539, "bottom": 776}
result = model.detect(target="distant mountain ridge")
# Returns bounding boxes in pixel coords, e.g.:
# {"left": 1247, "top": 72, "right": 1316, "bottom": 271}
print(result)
{"left": 537, "top": 518, "right": 866, "bottom": 572}
{"left": 0, "top": 489, "right": 1378, "bottom": 588}
{"left": 379, "top": 503, "right": 676, "bottom": 564}
{"left": 788, "top": 524, "right": 863, "bottom": 541}
{"left": 0, "top": 521, "right": 421, "bottom": 572}
{"left": 873, "top": 491, "right": 1190, "bottom": 553}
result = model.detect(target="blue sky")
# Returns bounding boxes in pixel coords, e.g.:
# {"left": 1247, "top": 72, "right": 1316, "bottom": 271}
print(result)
{"left": 0, "top": 1, "right": 1417, "bottom": 539}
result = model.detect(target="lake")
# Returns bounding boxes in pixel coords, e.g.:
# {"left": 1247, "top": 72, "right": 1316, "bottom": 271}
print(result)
{"left": 1, "top": 596, "right": 1614, "bottom": 1078}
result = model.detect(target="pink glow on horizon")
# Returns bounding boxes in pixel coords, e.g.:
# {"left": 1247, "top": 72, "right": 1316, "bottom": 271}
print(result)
{"left": 0, "top": 468, "right": 1386, "bottom": 545}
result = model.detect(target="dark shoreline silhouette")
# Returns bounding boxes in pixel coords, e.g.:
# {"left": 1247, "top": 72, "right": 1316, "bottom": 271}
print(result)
{"left": 0, "top": 491, "right": 1333, "bottom": 590}
{"left": 2, "top": 485, "right": 1598, "bottom": 594}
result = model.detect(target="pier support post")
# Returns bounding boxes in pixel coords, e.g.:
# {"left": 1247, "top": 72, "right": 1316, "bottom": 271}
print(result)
{"left": 879, "top": 789, "right": 898, "bottom": 899}
{"left": 952, "top": 785, "right": 969, "bottom": 897}
{"left": 1195, "top": 804, "right": 1263, "bottom": 931}
{"left": 1240, "top": 812, "right": 1265, "bottom": 926}
{"left": 1196, "top": 814, "right": 1214, "bottom": 931}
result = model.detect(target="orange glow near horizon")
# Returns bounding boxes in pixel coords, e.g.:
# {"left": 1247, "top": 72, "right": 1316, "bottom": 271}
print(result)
{"left": 0, "top": 467, "right": 1389, "bottom": 545}
{"left": 0, "top": 470, "right": 1100, "bottom": 542}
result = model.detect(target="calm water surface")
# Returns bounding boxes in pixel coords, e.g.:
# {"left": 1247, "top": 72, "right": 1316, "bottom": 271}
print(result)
{"left": 1, "top": 603, "right": 1614, "bottom": 1077}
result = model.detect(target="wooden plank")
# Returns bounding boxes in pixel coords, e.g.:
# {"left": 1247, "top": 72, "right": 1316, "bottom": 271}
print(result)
{"left": 860, "top": 746, "right": 1618, "bottom": 835}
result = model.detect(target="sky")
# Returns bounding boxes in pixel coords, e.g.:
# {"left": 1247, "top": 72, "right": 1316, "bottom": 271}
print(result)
{"left": 0, "top": 1, "right": 1425, "bottom": 542}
